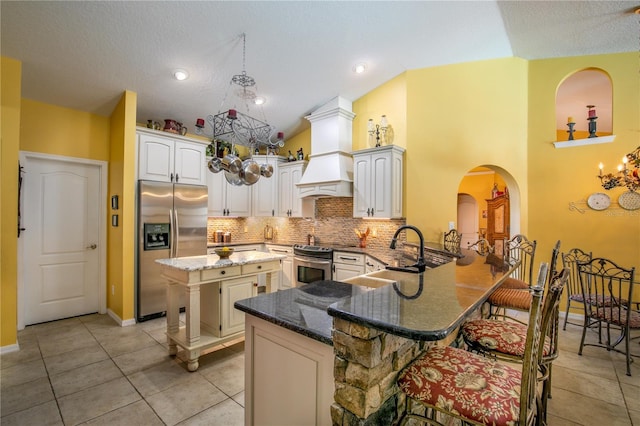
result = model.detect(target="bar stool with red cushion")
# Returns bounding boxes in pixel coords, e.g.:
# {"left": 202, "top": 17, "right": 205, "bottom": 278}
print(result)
{"left": 487, "top": 235, "right": 540, "bottom": 321}
{"left": 397, "top": 263, "right": 566, "bottom": 426}
{"left": 460, "top": 265, "right": 569, "bottom": 423}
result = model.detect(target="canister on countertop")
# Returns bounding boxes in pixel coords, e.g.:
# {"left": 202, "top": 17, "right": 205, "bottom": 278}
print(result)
{"left": 223, "top": 232, "right": 231, "bottom": 243}
{"left": 215, "top": 230, "right": 224, "bottom": 243}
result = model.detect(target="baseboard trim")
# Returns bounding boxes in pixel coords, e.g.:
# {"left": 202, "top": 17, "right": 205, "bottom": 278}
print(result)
{"left": 107, "top": 309, "right": 136, "bottom": 327}
{"left": 0, "top": 343, "right": 20, "bottom": 355}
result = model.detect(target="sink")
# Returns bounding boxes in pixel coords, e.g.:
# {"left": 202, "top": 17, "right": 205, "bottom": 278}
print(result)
{"left": 341, "top": 275, "right": 395, "bottom": 289}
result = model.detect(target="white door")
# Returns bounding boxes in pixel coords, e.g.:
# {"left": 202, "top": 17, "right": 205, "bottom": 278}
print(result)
{"left": 21, "top": 155, "right": 102, "bottom": 325}
{"left": 457, "top": 194, "right": 478, "bottom": 249}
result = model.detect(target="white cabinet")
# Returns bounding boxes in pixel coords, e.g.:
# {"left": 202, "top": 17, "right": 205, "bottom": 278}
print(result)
{"left": 266, "top": 245, "right": 294, "bottom": 290}
{"left": 333, "top": 251, "right": 365, "bottom": 281}
{"left": 199, "top": 273, "right": 259, "bottom": 338}
{"left": 207, "top": 166, "right": 252, "bottom": 217}
{"left": 220, "top": 276, "right": 259, "bottom": 336}
{"left": 365, "top": 256, "right": 386, "bottom": 274}
{"left": 352, "top": 145, "right": 405, "bottom": 219}
{"left": 137, "top": 129, "right": 207, "bottom": 185}
{"left": 252, "top": 155, "right": 286, "bottom": 217}
{"left": 278, "top": 161, "right": 314, "bottom": 218}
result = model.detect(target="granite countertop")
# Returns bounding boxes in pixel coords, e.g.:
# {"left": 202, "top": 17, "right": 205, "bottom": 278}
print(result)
{"left": 234, "top": 280, "right": 370, "bottom": 345}
{"left": 235, "top": 250, "right": 515, "bottom": 344}
{"left": 156, "top": 251, "right": 285, "bottom": 271}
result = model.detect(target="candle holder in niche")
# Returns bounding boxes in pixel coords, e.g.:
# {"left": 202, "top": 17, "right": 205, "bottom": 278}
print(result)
{"left": 566, "top": 119, "right": 575, "bottom": 141}
{"left": 587, "top": 105, "right": 598, "bottom": 138}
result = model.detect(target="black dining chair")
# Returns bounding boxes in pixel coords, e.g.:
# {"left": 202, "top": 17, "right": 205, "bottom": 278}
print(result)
{"left": 561, "top": 248, "right": 592, "bottom": 330}
{"left": 577, "top": 257, "right": 638, "bottom": 376}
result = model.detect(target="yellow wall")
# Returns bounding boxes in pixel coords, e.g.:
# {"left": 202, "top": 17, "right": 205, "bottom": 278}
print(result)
{"left": 1, "top": 57, "right": 22, "bottom": 347}
{"left": 528, "top": 52, "right": 639, "bottom": 273}
{"left": 404, "top": 58, "right": 529, "bottom": 242}
{"left": 21, "top": 99, "right": 110, "bottom": 161}
{"left": 109, "top": 92, "right": 138, "bottom": 321}
{"left": 353, "top": 73, "right": 408, "bottom": 151}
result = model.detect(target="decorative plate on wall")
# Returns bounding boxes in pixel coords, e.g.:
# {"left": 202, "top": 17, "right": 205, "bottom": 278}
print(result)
{"left": 587, "top": 193, "right": 611, "bottom": 211}
{"left": 617, "top": 191, "right": 640, "bottom": 211}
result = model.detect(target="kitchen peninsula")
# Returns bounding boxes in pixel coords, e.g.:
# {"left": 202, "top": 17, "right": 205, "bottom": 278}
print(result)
{"left": 235, "top": 250, "right": 516, "bottom": 425}
{"left": 156, "top": 250, "right": 285, "bottom": 371}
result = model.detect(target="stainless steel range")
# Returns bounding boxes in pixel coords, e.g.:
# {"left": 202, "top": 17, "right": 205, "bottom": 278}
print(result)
{"left": 292, "top": 244, "right": 334, "bottom": 286}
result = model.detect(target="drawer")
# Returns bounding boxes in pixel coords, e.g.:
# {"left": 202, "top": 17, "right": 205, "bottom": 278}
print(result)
{"left": 242, "top": 260, "right": 281, "bottom": 275}
{"left": 267, "top": 245, "right": 293, "bottom": 255}
{"left": 333, "top": 252, "right": 365, "bottom": 266}
{"left": 200, "top": 265, "right": 241, "bottom": 281}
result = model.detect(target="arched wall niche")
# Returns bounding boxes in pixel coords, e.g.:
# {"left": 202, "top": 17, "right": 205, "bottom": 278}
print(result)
{"left": 555, "top": 68, "right": 613, "bottom": 141}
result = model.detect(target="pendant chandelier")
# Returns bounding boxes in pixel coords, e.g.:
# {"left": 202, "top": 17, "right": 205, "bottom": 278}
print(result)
{"left": 195, "top": 33, "right": 284, "bottom": 153}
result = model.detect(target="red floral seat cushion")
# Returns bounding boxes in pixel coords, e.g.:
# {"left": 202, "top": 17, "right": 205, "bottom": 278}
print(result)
{"left": 461, "top": 319, "right": 551, "bottom": 357}
{"left": 488, "top": 288, "right": 532, "bottom": 311}
{"left": 398, "top": 345, "right": 522, "bottom": 425}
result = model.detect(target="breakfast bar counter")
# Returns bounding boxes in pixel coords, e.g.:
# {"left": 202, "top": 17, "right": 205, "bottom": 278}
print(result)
{"left": 156, "top": 251, "right": 284, "bottom": 371}
{"left": 234, "top": 250, "right": 516, "bottom": 425}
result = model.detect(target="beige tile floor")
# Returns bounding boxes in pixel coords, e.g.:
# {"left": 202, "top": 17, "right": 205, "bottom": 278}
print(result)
{"left": 1, "top": 312, "right": 638, "bottom": 425}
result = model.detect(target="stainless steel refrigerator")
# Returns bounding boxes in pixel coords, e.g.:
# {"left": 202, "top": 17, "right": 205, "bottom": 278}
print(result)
{"left": 137, "top": 180, "right": 208, "bottom": 322}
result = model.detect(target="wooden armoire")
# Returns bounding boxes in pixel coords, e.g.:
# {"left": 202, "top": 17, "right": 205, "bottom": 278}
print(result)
{"left": 486, "top": 194, "right": 510, "bottom": 256}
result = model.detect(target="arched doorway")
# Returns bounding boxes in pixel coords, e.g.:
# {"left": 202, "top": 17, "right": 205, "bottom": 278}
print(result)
{"left": 457, "top": 166, "right": 521, "bottom": 249}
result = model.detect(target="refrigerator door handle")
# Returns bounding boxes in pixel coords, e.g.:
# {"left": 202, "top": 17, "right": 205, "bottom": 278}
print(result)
{"left": 173, "top": 208, "right": 180, "bottom": 257}
{"left": 169, "top": 208, "right": 175, "bottom": 258}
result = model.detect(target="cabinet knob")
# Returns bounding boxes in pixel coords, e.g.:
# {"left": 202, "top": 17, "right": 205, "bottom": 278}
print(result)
{"left": 253, "top": 282, "right": 258, "bottom": 287}
{"left": 170, "top": 173, "right": 174, "bottom": 182}
{"left": 257, "top": 265, "right": 262, "bottom": 269}
{"left": 221, "top": 270, "right": 226, "bottom": 275}
{"left": 175, "top": 173, "right": 179, "bottom": 182}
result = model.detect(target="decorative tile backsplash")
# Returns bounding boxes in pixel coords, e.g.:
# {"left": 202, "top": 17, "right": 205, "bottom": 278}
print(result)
{"left": 207, "top": 197, "right": 405, "bottom": 248}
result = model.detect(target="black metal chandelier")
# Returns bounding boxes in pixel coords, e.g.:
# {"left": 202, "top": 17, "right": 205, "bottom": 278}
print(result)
{"left": 194, "top": 33, "right": 284, "bottom": 152}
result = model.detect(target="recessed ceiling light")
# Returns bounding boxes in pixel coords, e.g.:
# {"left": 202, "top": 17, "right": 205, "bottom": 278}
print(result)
{"left": 173, "top": 69, "right": 189, "bottom": 81}
{"left": 254, "top": 96, "right": 266, "bottom": 105}
{"left": 353, "top": 63, "right": 367, "bottom": 74}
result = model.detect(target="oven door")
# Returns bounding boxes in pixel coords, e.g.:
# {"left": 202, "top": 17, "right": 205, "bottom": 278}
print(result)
{"left": 293, "top": 255, "right": 332, "bottom": 286}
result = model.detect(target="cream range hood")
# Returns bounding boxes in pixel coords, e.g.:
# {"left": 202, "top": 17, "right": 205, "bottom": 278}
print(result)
{"left": 296, "top": 96, "right": 355, "bottom": 198}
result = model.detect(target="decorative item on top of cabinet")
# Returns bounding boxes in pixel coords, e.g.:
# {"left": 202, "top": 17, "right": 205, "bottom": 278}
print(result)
{"left": 137, "top": 128, "right": 207, "bottom": 185}
{"left": 352, "top": 145, "right": 405, "bottom": 219}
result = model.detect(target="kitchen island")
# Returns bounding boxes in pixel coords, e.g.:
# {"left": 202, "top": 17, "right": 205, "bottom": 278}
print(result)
{"left": 156, "top": 250, "right": 285, "bottom": 371}
{"left": 235, "top": 250, "right": 516, "bottom": 425}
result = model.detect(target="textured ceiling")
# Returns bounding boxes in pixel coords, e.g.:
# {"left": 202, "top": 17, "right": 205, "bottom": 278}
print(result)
{"left": 1, "top": 1, "right": 638, "bottom": 139}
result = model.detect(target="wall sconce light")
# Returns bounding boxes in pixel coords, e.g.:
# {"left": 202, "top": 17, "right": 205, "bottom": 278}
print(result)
{"left": 597, "top": 145, "right": 640, "bottom": 192}
{"left": 367, "top": 115, "right": 388, "bottom": 147}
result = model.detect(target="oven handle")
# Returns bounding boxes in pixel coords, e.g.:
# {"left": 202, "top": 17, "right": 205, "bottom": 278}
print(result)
{"left": 293, "top": 256, "right": 332, "bottom": 266}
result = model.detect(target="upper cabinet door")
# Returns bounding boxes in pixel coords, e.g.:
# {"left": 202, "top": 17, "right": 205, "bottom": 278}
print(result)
{"left": 137, "top": 129, "right": 207, "bottom": 185}
{"left": 352, "top": 145, "right": 404, "bottom": 219}
{"left": 174, "top": 141, "right": 206, "bottom": 185}
{"left": 138, "top": 133, "right": 174, "bottom": 182}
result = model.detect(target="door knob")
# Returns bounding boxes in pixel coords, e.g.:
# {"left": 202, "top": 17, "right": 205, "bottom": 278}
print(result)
{"left": 86, "top": 244, "right": 97, "bottom": 250}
